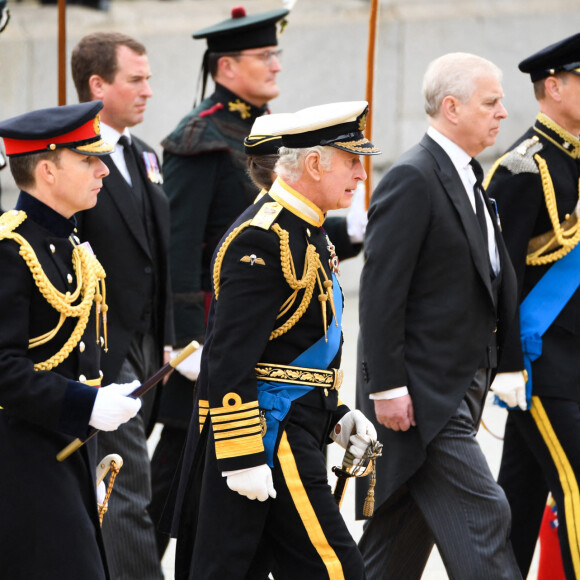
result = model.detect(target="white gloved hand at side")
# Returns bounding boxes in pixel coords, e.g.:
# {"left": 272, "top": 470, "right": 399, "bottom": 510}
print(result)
{"left": 346, "top": 182, "right": 368, "bottom": 244}
{"left": 173, "top": 345, "right": 203, "bottom": 382}
{"left": 330, "top": 410, "right": 378, "bottom": 464}
{"left": 491, "top": 371, "right": 528, "bottom": 410}
{"left": 89, "top": 380, "right": 141, "bottom": 431}
{"left": 97, "top": 481, "right": 106, "bottom": 505}
{"left": 223, "top": 464, "right": 276, "bottom": 501}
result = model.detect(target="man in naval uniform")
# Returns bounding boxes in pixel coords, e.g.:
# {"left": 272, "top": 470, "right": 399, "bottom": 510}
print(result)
{"left": 151, "top": 6, "right": 289, "bottom": 555}
{"left": 486, "top": 33, "right": 580, "bottom": 580}
{"left": 172, "top": 101, "right": 380, "bottom": 580}
{"left": 0, "top": 102, "right": 141, "bottom": 579}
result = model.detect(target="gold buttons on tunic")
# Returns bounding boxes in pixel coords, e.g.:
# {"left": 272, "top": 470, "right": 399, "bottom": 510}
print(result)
{"left": 79, "top": 374, "right": 87, "bottom": 383}
{"left": 79, "top": 341, "right": 85, "bottom": 353}
{"left": 49, "top": 244, "right": 56, "bottom": 254}
{"left": 67, "top": 273, "right": 73, "bottom": 284}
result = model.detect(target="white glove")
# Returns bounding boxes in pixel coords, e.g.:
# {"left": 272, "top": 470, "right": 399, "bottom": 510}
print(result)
{"left": 346, "top": 182, "right": 368, "bottom": 244}
{"left": 173, "top": 345, "right": 203, "bottom": 382}
{"left": 97, "top": 481, "right": 106, "bottom": 505}
{"left": 89, "top": 380, "right": 141, "bottom": 431}
{"left": 223, "top": 464, "right": 277, "bottom": 501}
{"left": 330, "top": 410, "right": 378, "bottom": 463}
{"left": 491, "top": 371, "right": 528, "bottom": 410}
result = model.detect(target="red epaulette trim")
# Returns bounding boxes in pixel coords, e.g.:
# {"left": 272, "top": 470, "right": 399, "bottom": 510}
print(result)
{"left": 200, "top": 103, "right": 225, "bottom": 118}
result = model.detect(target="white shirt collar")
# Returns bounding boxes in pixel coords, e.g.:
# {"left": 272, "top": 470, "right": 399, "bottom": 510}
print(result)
{"left": 100, "top": 123, "right": 131, "bottom": 147}
{"left": 427, "top": 126, "right": 472, "bottom": 177}
{"left": 426, "top": 127, "right": 500, "bottom": 274}
{"left": 100, "top": 123, "right": 132, "bottom": 184}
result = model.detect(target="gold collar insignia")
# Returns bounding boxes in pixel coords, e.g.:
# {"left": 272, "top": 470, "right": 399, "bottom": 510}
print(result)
{"left": 228, "top": 99, "right": 252, "bottom": 120}
{"left": 534, "top": 113, "right": 580, "bottom": 159}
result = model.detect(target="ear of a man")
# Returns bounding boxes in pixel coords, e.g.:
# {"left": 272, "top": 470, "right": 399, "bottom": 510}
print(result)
{"left": 304, "top": 151, "right": 323, "bottom": 182}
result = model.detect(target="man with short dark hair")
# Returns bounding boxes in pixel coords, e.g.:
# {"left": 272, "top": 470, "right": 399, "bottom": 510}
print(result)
{"left": 151, "top": 6, "right": 289, "bottom": 557}
{"left": 71, "top": 32, "right": 173, "bottom": 580}
{"left": 486, "top": 32, "right": 580, "bottom": 580}
{"left": 357, "top": 52, "right": 521, "bottom": 579}
{"left": 0, "top": 101, "right": 141, "bottom": 580}
{"left": 173, "top": 101, "right": 380, "bottom": 580}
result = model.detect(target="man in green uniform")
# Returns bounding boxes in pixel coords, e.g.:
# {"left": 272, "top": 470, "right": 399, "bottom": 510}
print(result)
{"left": 151, "top": 6, "right": 289, "bottom": 554}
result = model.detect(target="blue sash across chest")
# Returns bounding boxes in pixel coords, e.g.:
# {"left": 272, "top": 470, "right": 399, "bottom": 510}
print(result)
{"left": 505, "top": 242, "right": 580, "bottom": 408}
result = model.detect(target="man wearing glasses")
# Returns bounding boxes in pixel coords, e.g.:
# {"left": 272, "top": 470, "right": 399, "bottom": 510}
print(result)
{"left": 151, "top": 6, "right": 289, "bottom": 558}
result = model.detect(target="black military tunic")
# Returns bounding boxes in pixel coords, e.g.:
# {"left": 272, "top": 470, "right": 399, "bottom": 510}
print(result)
{"left": 174, "top": 178, "right": 365, "bottom": 580}
{"left": 487, "top": 114, "right": 580, "bottom": 397}
{"left": 0, "top": 193, "right": 109, "bottom": 579}
{"left": 486, "top": 114, "right": 580, "bottom": 579}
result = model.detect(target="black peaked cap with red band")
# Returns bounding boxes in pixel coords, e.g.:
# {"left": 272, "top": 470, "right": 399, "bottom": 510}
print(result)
{"left": 0, "top": 101, "right": 113, "bottom": 157}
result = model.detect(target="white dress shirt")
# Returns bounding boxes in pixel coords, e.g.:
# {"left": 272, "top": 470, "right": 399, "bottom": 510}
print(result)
{"left": 100, "top": 123, "right": 133, "bottom": 186}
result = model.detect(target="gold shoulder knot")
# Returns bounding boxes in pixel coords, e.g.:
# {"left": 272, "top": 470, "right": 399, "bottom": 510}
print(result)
{"left": 0, "top": 210, "right": 27, "bottom": 238}
{"left": 250, "top": 201, "right": 283, "bottom": 231}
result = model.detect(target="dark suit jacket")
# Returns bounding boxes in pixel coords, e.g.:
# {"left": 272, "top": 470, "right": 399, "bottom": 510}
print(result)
{"left": 357, "top": 134, "right": 517, "bottom": 511}
{"left": 76, "top": 135, "right": 174, "bottom": 387}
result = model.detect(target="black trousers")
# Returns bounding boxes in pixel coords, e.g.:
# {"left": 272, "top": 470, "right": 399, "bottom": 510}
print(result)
{"left": 498, "top": 395, "right": 580, "bottom": 580}
{"left": 176, "top": 402, "right": 365, "bottom": 580}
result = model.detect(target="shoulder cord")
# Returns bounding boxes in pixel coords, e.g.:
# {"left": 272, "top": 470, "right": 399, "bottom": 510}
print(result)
{"left": 526, "top": 154, "right": 580, "bottom": 266}
{"left": 5, "top": 230, "right": 107, "bottom": 370}
{"left": 212, "top": 221, "right": 329, "bottom": 340}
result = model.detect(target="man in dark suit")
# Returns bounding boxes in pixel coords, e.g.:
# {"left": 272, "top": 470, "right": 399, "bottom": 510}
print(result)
{"left": 71, "top": 33, "right": 173, "bottom": 579}
{"left": 357, "top": 52, "right": 521, "bottom": 579}
{"left": 485, "top": 33, "right": 580, "bottom": 580}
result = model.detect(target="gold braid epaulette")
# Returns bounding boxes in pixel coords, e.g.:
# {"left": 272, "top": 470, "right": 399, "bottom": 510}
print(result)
{"left": 212, "top": 221, "right": 323, "bottom": 341}
{"left": 0, "top": 210, "right": 107, "bottom": 371}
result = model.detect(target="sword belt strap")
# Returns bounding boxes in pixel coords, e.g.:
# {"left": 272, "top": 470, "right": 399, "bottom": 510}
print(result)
{"left": 255, "top": 362, "right": 343, "bottom": 391}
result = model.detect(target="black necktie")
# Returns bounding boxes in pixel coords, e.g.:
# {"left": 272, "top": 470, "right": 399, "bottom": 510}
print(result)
{"left": 118, "top": 135, "right": 142, "bottom": 202}
{"left": 470, "top": 158, "right": 488, "bottom": 249}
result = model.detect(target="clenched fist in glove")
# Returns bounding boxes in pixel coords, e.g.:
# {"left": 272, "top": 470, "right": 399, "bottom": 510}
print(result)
{"left": 330, "top": 410, "right": 378, "bottom": 465}
{"left": 89, "top": 380, "right": 141, "bottom": 431}
{"left": 223, "top": 464, "right": 277, "bottom": 501}
{"left": 491, "top": 371, "right": 528, "bottom": 410}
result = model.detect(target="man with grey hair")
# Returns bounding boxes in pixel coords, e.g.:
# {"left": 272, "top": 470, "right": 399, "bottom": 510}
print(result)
{"left": 172, "top": 101, "right": 380, "bottom": 579}
{"left": 357, "top": 52, "right": 521, "bottom": 578}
